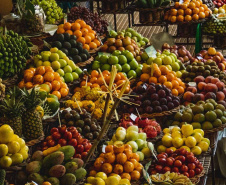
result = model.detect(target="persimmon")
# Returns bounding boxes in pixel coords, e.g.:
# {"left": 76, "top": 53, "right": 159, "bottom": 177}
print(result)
{"left": 116, "top": 153, "right": 127, "bottom": 164}
{"left": 104, "top": 152, "right": 116, "bottom": 164}
{"left": 33, "top": 75, "right": 44, "bottom": 84}
{"left": 121, "top": 173, "right": 131, "bottom": 181}
{"left": 132, "top": 153, "right": 140, "bottom": 162}
{"left": 105, "top": 145, "right": 114, "bottom": 153}
{"left": 131, "top": 170, "right": 141, "bottom": 180}
{"left": 101, "top": 163, "right": 113, "bottom": 174}
{"left": 59, "top": 88, "right": 69, "bottom": 97}
{"left": 130, "top": 159, "right": 139, "bottom": 168}
{"left": 51, "top": 80, "right": 61, "bottom": 91}
{"left": 113, "top": 164, "right": 124, "bottom": 174}
{"left": 35, "top": 66, "right": 46, "bottom": 75}
{"left": 25, "top": 82, "right": 33, "bottom": 89}
{"left": 123, "top": 161, "right": 134, "bottom": 173}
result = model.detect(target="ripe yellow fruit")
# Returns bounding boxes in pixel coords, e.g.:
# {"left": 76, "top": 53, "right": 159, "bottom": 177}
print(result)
{"left": 157, "top": 145, "right": 167, "bottom": 153}
{"left": 180, "top": 146, "right": 191, "bottom": 152}
{"left": 185, "top": 136, "right": 197, "bottom": 148}
{"left": 191, "top": 146, "right": 202, "bottom": 155}
{"left": 172, "top": 137, "right": 184, "bottom": 148}
{"left": 198, "top": 141, "right": 209, "bottom": 152}
{"left": 162, "top": 135, "right": 173, "bottom": 147}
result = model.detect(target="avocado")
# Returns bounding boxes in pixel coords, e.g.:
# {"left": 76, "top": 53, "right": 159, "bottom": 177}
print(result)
{"left": 63, "top": 33, "right": 71, "bottom": 41}
{"left": 61, "top": 48, "right": 69, "bottom": 55}
{"left": 69, "top": 48, "right": 79, "bottom": 56}
{"left": 55, "top": 34, "right": 64, "bottom": 42}
{"left": 70, "top": 35, "right": 77, "bottom": 40}
{"left": 69, "top": 40, "right": 77, "bottom": 48}
{"left": 63, "top": 42, "right": 71, "bottom": 50}
{"left": 82, "top": 49, "right": 90, "bottom": 58}
{"left": 72, "top": 55, "right": 82, "bottom": 63}
{"left": 52, "top": 41, "right": 62, "bottom": 49}
{"left": 79, "top": 53, "right": 87, "bottom": 61}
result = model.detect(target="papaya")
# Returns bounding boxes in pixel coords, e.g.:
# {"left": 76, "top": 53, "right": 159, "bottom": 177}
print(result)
{"left": 42, "top": 151, "right": 64, "bottom": 169}
{"left": 60, "top": 173, "right": 76, "bottom": 185}
{"left": 70, "top": 158, "right": 84, "bottom": 168}
{"left": 49, "top": 165, "right": 66, "bottom": 178}
{"left": 28, "top": 173, "right": 44, "bottom": 185}
{"left": 26, "top": 161, "right": 42, "bottom": 174}
{"left": 31, "top": 151, "right": 44, "bottom": 161}
{"left": 65, "top": 162, "right": 78, "bottom": 173}
{"left": 74, "top": 168, "right": 87, "bottom": 181}
{"left": 58, "top": 146, "right": 75, "bottom": 161}
{"left": 47, "top": 177, "right": 60, "bottom": 185}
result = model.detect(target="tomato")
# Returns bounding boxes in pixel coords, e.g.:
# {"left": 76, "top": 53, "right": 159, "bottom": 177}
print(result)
{"left": 77, "top": 145, "right": 84, "bottom": 154}
{"left": 172, "top": 167, "right": 179, "bottom": 173}
{"left": 165, "top": 148, "right": 174, "bottom": 155}
{"left": 179, "top": 148, "right": 187, "bottom": 156}
{"left": 157, "top": 153, "right": 167, "bottom": 159}
{"left": 166, "top": 158, "right": 174, "bottom": 166}
{"left": 187, "top": 155, "right": 195, "bottom": 163}
{"left": 52, "top": 132, "right": 61, "bottom": 140}
{"left": 46, "top": 135, "right": 53, "bottom": 141}
{"left": 188, "top": 163, "right": 196, "bottom": 170}
{"left": 159, "top": 158, "right": 166, "bottom": 165}
{"left": 58, "top": 125, "right": 67, "bottom": 134}
{"left": 174, "top": 160, "right": 182, "bottom": 167}
{"left": 163, "top": 166, "right": 171, "bottom": 173}
{"left": 183, "top": 172, "right": 189, "bottom": 177}
{"left": 180, "top": 164, "right": 188, "bottom": 172}
{"left": 189, "top": 170, "right": 195, "bottom": 178}
{"left": 155, "top": 165, "right": 163, "bottom": 173}
{"left": 195, "top": 168, "right": 201, "bottom": 175}
{"left": 64, "top": 131, "right": 72, "bottom": 140}
{"left": 50, "top": 127, "right": 59, "bottom": 134}
{"left": 47, "top": 139, "right": 55, "bottom": 147}
{"left": 68, "top": 139, "right": 78, "bottom": 147}
{"left": 176, "top": 155, "right": 186, "bottom": 163}
{"left": 58, "top": 138, "right": 67, "bottom": 146}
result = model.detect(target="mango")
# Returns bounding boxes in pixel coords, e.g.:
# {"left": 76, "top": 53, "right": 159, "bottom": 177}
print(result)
{"left": 58, "top": 146, "right": 75, "bottom": 161}
{"left": 49, "top": 165, "right": 66, "bottom": 178}
{"left": 28, "top": 173, "right": 44, "bottom": 185}
{"left": 60, "top": 173, "right": 76, "bottom": 185}
{"left": 47, "top": 177, "right": 60, "bottom": 185}
{"left": 74, "top": 167, "right": 87, "bottom": 181}
{"left": 31, "top": 151, "right": 43, "bottom": 161}
{"left": 43, "top": 151, "right": 64, "bottom": 169}
{"left": 65, "top": 161, "right": 78, "bottom": 173}
{"left": 26, "top": 161, "right": 42, "bottom": 174}
{"left": 71, "top": 158, "right": 84, "bottom": 168}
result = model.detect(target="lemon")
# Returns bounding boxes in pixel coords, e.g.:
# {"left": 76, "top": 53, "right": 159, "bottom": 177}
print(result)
{"left": 169, "top": 147, "right": 177, "bottom": 152}
{"left": 119, "top": 179, "right": 131, "bottom": 185}
{"left": 201, "top": 138, "right": 210, "bottom": 145}
{"left": 11, "top": 134, "right": 20, "bottom": 141}
{"left": 19, "top": 149, "right": 28, "bottom": 160}
{"left": 16, "top": 138, "right": 25, "bottom": 148}
{"left": 185, "top": 136, "right": 197, "bottom": 148}
{"left": 95, "top": 172, "right": 107, "bottom": 180}
{"left": 110, "top": 174, "right": 121, "bottom": 181}
{"left": 0, "top": 156, "right": 12, "bottom": 168}
{"left": 180, "top": 146, "right": 190, "bottom": 152}
{"left": 157, "top": 145, "right": 166, "bottom": 153}
{"left": 171, "top": 131, "right": 182, "bottom": 138}
{"left": 94, "top": 177, "right": 106, "bottom": 185}
{"left": 0, "top": 124, "right": 14, "bottom": 144}
{"left": 172, "top": 137, "right": 184, "bottom": 148}
{"left": 194, "top": 129, "right": 204, "bottom": 137}
{"left": 87, "top": 176, "right": 96, "bottom": 183}
{"left": 0, "top": 144, "right": 8, "bottom": 157}
{"left": 10, "top": 153, "right": 23, "bottom": 165}
{"left": 198, "top": 141, "right": 209, "bottom": 152}
{"left": 162, "top": 135, "right": 173, "bottom": 147}
{"left": 191, "top": 146, "right": 202, "bottom": 155}
{"left": 105, "top": 176, "right": 120, "bottom": 185}
{"left": 171, "top": 126, "right": 180, "bottom": 133}
{"left": 163, "top": 128, "right": 170, "bottom": 134}
{"left": 192, "top": 132, "right": 203, "bottom": 143}
{"left": 20, "top": 146, "right": 29, "bottom": 152}
{"left": 7, "top": 141, "right": 20, "bottom": 154}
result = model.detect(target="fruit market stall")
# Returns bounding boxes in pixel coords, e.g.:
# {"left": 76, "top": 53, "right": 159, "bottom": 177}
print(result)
{"left": 1, "top": 0, "right": 226, "bottom": 185}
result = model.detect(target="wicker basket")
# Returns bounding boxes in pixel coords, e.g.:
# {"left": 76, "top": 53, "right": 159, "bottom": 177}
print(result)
{"left": 25, "top": 132, "right": 45, "bottom": 147}
{"left": 76, "top": 56, "right": 94, "bottom": 68}
{"left": 190, "top": 170, "right": 205, "bottom": 184}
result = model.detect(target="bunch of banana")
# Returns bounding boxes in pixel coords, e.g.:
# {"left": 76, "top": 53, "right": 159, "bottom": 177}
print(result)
{"left": 173, "top": 174, "right": 194, "bottom": 185}
{"left": 151, "top": 171, "right": 172, "bottom": 183}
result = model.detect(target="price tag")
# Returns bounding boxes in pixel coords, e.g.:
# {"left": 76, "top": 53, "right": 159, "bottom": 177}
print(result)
{"left": 102, "top": 145, "right": 107, "bottom": 153}
{"left": 130, "top": 113, "right": 137, "bottom": 121}
{"left": 197, "top": 56, "right": 203, "bottom": 60}
{"left": 188, "top": 82, "right": 197, "bottom": 87}
{"left": 179, "top": 0, "right": 184, "bottom": 3}
{"left": 145, "top": 45, "right": 157, "bottom": 58}
{"left": 142, "top": 83, "right": 147, "bottom": 90}
{"left": 98, "top": 52, "right": 111, "bottom": 57}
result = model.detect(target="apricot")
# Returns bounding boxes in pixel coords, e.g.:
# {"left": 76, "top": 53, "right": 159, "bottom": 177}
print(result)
{"left": 197, "top": 82, "right": 207, "bottom": 91}
{"left": 183, "top": 91, "right": 194, "bottom": 102}
{"left": 186, "top": 86, "right": 197, "bottom": 94}
{"left": 216, "top": 91, "right": 225, "bottom": 101}
{"left": 205, "top": 76, "right": 214, "bottom": 83}
{"left": 211, "top": 78, "right": 220, "bottom": 84}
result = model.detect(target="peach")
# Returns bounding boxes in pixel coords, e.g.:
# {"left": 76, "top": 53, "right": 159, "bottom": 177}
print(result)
{"left": 183, "top": 91, "right": 194, "bottom": 102}
{"left": 218, "top": 63, "right": 225, "bottom": 71}
{"left": 216, "top": 51, "right": 224, "bottom": 60}
{"left": 186, "top": 86, "right": 197, "bottom": 94}
{"left": 213, "top": 55, "right": 222, "bottom": 64}
{"left": 216, "top": 82, "right": 225, "bottom": 91}
{"left": 223, "top": 88, "right": 226, "bottom": 96}
{"left": 205, "top": 92, "right": 216, "bottom": 100}
{"left": 200, "top": 50, "right": 208, "bottom": 57}
{"left": 216, "top": 91, "right": 225, "bottom": 101}
{"left": 211, "top": 78, "right": 220, "bottom": 84}
{"left": 217, "top": 100, "right": 226, "bottom": 108}
{"left": 205, "top": 76, "right": 214, "bottom": 83}
{"left": 204, "top": 83, "right": 218, "bottom": 93}
{"left": 193, "top": 93, "right": 205, "bottom": 103}
{"left": 194, "top": 76, "right": 205, "bottom": 83}
{"left": 197, "top": 82, "right": 207, "bottom": 91}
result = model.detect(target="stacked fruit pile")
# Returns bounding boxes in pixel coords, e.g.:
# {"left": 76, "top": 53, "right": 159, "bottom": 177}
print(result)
{"left": 164, "top": 0, "right": 212, "bottom": 23}
{"left": 57, "top": 20, "right": 100, "bottom": 51}
{"left": 212, "top": 0, "right": 226, "bottom": 7}
{"left": 202, "top": 16, "right": 226, "bottom": 35}
{"left": 33, "top": 47, "right": 83, "bottom": 83}
{"left": 100, "top": 36, "right": 142, "bottom": 57}
{"left": 92, "top": 51, "right": 142, "bottom": 78}
{"left": 169, "top": 99, "right": 226, "bottom": 130}
{"left": 140, "top": 64, "right": 186, "bottom": 96}
{"left": 120, "top": 83, "right": 180, "bottom": 114}
{"left": 119, "top": 116, "right": 162, "bottom": 139}
{"left": 89, "top": 144, "right": 143, "bottom": 182}
{"left": 109, "top": 28, "right": 149, "bottom": 48}
{"left": 0, "top": 125, "right": 28, "bottom": 168}
{"left": 0, "top": 30, "right": 32, "bottom": 79}
{"left": 136, "top": 0, "right": 171, "bottom": 8}
{"left": 108, "top": 126, "right": 152, "bottom": 161}
{"left": 32, "top": 0, "right": 64, "bottom": 24}
{"left": 183, "top": 76, "right": 226, "bottom": 104}
{"left": 161, "top": 43, "right": 195, "bottom": 64}
{"left": 158, "top": 124, "right": 209, "bottom": 155}
{"left": 25, "top": 147, "right": 87, "bottom": 185}
{"left": 149, "top": 148, "right": 204, "bottom": 178}
{"left": 50, "top": 33, "right": 91, "bottom": 64}
{"left": 60, "top": 109, "right": 101, "bottom": 140}
{"left": 67, "top": 6, "right": 108, "bottom": 34}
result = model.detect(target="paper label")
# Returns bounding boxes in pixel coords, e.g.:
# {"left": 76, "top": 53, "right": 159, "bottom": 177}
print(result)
{"left": 102, "top": 145, "right": 106, "bottom": 153}
{"left": 197, "top": 56, "right": 203, "bottom": 60}
{"left": 179, "top": 0, "right": 184, "bottom": 3}
{"left": 188, "top": 82, "right": 197, "bottom": 87}
{"left": 130, "top": 113, "right": 137, "bottom": 121}
{"left": 145, "top": 45, "right": 157, "bottom": 58}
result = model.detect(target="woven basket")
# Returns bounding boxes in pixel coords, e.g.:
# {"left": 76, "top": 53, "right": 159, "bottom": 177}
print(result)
{"left": 76, "top": 56, "right": 94, "bottom": 68}
{"left": 190, "top": 170, "right": 205, "bottom": 184}
{"left": 89, "top": 46, "right": 101, "bottom": 54}
{"left": 25, "top": 132, "right": 45, "bottom": 147}
{"left": 141, "top": 105, "right": 181, "bottom": 118}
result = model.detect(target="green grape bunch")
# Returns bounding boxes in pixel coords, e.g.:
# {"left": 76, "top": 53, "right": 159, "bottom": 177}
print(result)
{"left": 32, "top": 0, "right": 64, "bottom": 24}
{"left": 0, "top": 30, "right": 32, "bottom": 79}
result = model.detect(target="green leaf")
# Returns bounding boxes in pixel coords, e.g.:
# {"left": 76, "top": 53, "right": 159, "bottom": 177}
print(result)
{"left": 25, "top": 0, "right": 35, "bottom": 15}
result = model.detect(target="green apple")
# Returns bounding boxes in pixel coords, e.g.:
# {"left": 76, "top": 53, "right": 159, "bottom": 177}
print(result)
{"left": 132, "top": 36, "right": 137, "bottom": 42}
{"left": 125, "top": 52, "right": 134, "bottom": 62}
{"left": 92, "top": 61, "right": 100, "bottom": 70}
{"left": 171, "top": 61, "right": 180, "bottom": 71}
{"left": 156, "top": 52, "right": 161, "bottom": 57}
{"left": 170, "top": 55, "right": 175, "bottom": 63}
{"left": 138, "top": 133, "right": 147, "bottom": 141}
{"left": 127, "top": 70, "right": 137, "bottom": 79}
{"left": 135, "top": 139, "right": 145, "bottom": 150}
{"left": 64, "top": 65, "right": 72, "bottom": 73}
{"left": 101, "top": 64, "right": 111, "bottom": 71}
{"left": 109, "top": 30, "right": 117, "bottom": 37}
{"left": 51, "top": 61, "right": 61, "bottom": 70}
{"left": 141, "top": 52, "right": 149, "bottom": 61}
{"left": 43, "top": 61, "right": 51, "bottom": 66}
{"left": 118, "top": 55, "right": 127, "bottom": 65}
{"left": 41, "top": 51, "right": 51, "bottom": 61}
{"left": 122, "top": 64, "right": 131, "bottom": 73}
{"left": 163, "top": 56, "right": 172, "bottom": 65}
{"left": 135, "top": 68, "right": 142, "bottom": 76}
{"left": 58, "top": 59, "right": 67, "bottom": 68}
{"left": 127, "top": 141, "right": 138, "bottom": 153}
{"left": 126, "top": 131, "right": 139, "bottom": 141}
{"left": 74, "top": 67, "right": 83, "bottom": 76}
{"left": 147, "top": 57, "right": 155, "bottom": 65}
{"left": 108, "top": 56, "right": 119, "bottom": 65}
{"left": 115, "top": 64, "right": 122, "bottom": 72}
{"left": 100, "top": 55, "right": 109, "bottom": 64}
{"left": 112, "top": 50, "right": 121, "bottom": 56}
{"left": 153, "top": 57, "right": 162, "bottom": 66}
{"left": 116, "top": 127, "right": 126, "bottom": 132}
{"left": 72, "top": 72, "right": 79, "bottom": 80}
{"left": 64, "top": 73, "right": 73, "bottom": 83}
{"left": 57, "top": 50, "right": 66, "bottom": 59}
{"left": 139, "top": 40, "right": 146, "bottom": 47}
{"left": 136, "top": 151, "right": 144, "bottom": 161}
{"left": 57, "top": 69, "right": 65, "bottom": 76}
{"left": 127, "top": 125, "right": 139, "bottom": 132}
{"left": 170, "top": 53, "right": 177, "bottom": 60}
{"left": 67, "top": 60, "right": 77, "bottom": 71}
{"left": 115, "top": 130, "right": 126, "bottom": 141}
{"left": 162, "top": 50, "right": 170, "bottom": 55}
{"left": 125, "top": 32, "right": 132, "bottom": 37}
{"left": 129, "top": 59, "right": 139, "bottom": 69}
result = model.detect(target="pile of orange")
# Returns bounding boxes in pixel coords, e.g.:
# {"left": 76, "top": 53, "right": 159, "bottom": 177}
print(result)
{"left": 57, "top": 20, "right": 101, "bottom": 51}
{"left": 18, "top": 66, "right": 69, "bottom": 100}
{"left": 164, "top": 0, "right": 212, "bottom": 23}
{"left": 139, "top": 65, "right": 185, "bottom": 96}
{"left": 80, "top": 70, "right": 131, "bottom": 94}
{"left": 89, "top": 144, "right": 143, "bottom": 181}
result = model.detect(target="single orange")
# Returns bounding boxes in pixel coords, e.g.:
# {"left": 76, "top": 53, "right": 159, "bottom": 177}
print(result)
{"left": 132, "top": 153, "right": 140, "bottom": 162}
{"left": 58, "top": 24, "right": 64, "bottom": 28}
{"left": 51, "top": 91, "right": 61, "bottom": 100}
{"left": 158, "top": 75, "right": 167, "bottom": 84}
{"left": 80, "top": 81, "right": 86, "bottom": 87}
{"left": 199, "top": 12, "right": 205, "bottom": 19}
{"left": 177, "top": 9, "right": 184, "bottom": 15}
{"left": 172, "top": 79, "right": 179, "bottom": 88}
{"left": 130, "top": 159, "right": 139, "bottom": 168}
{"left": 177, "top": 86, "right": 185, "bottom": 94}
{"left": 79, "top": 20, "right": 86, "bottom": 28}
{"left": 25, "top": 82, "right": 33, "bottom": 89}
{"left": 121, "top": 173, "right": 131, "bottom": 181}
{"left": 81, "top": 28, "right": 89, "bottom": 36}
{"left": 104, "top": 152, "right": 116, "bottom": 164}
{"left": 166, "top": 73, "right": 175, "bottom": 81}
{"left": 101, "top": 85, "right": 108, "bottom": 91}
{"left": 105, "top": 145, "right": 114, "bottom": 153}
{"left": 113, "top": 164, "right": 123, "bottom": 174}
{"left": 199, "top": 7, "right": 205, "bottom": 12}
{"left": 88, "top": 33, "right": 95, "bottom": 40}
{"left": 75, "top": 19, "right": 82, "bottom": 23}
{"left": 85, "top": 25, "right": 92, "bottom": 31}
{"left": 57, "top": 28, "right": 65, "bottom": 34}
{"left": 89, "top": 42, "right": 98, "bottom": 49}
{"left": 195, "top": 1, "right": 200, "bottom": 7}
{"left": 51, "top": 80, "right": 61, "bottom": 91}
{"left": 63, "top": 22, "right": 72, "bottom": 31}
{"left": 124, "top": 144, "right": 132, "bottom": 151}
{"left": 164, "top": 81, "right": 172, "bottom": 90}
{"left": 114, "top": 73, "right": 122, "bottom": 82}
{"left": 116, "top": 153, "right": 127, "bottom": 165}
{"left": 44, "top": 72, "right": 55, "bottom": 82}
{"left": 185, "top": 8, "right": 192, "bottom": 15}
{"left": 45, "top": 66, "right": 54, "bottom": 73}
{"left": 66, "top": 30, "right": 73, "bottom": 35}
{"left": 83, "top": 44, "right": 90, "bottom": 51}
{"left": 77, "top": 37, "right": 86, "bottom": 45}
{"left": 91, "top": 70, "right": 99, "bottom": 78}
{"left": 188, "top": 2, "right": 196, "bottom": 9}
{"left": 84, "top": 35, "right": 92, "bottom": 44}
{"left": 102, "top": 163, "right": 113, "bottom": 174}
{"left": 171, "top": 16, "right": 177, "bottom": 23}
{"left": 131, "top": 170, "right": 141, "bottom": 180}
{"left": 24, "top": 72, "right": 34, "bottom": 82}
{"left": 59, "top": 88, "right": 69, "bottom": 97}
{"left": 170, "top": 9, "right": 177, "bottom": 16}
{"left": 91, "top": 83, "right": 100, "bottom": 88}
{"left": 33, "top": 75, "right": 44, "bottom": 84}
{"left": 42, "top": 182, "right": 51, "bottom": 185}
{"left": 124, "top": 161, "right": 134, "bottom": 173}
{"left": 193, "top": 7, "right": 199, "bottom": 14}
{"left": 97, "top": 77, "right": 104, "bottom": 86}
{"left": 204, "top": 10, "right": 210, "bottom": 17}
{"left": 90, "top": 77, "right": 97, "bottom": 84}
{"left": 192, "top": 14, "right": 199, "bottom": 20}
{"left": 175, "top": 2, "right": 180, "bottom": 8}
{"left": 74, "top": 30, "right": 82, "bottom": 37}
{"left": 18, "top": 80, "right": 25, "bottom": 88}
{"left": 93, "top": 39, "right": 101, "bottom": 47}
{"left": 124, "top": 149, "right": 133, "bottom": 160}
{"left": 94, "top": 157, "right": 105, "bottom": 171}
{"left": 86, "top": 82, "right": 92, "bottom": 87}
{"left": 89, "top": 170, "right": 97, "bottom": 177}
{"left": 140, "top": 73, "right": 150, "bottom": 83}
{"left": 135, "top": 163, "right": 143, "bottom": 173}
{"left": 60, "top": 82, "right": 68, "bottom": 90}
{"left": 159, "top": 66, "right": 169, "bottom": 75}
{"left": 71, "top": 22, "right": 81, "bottom": 31}
{"left": 172, "top": 88, "right": 179, "bottom": 96}
{"left": 202, "top": 4, "right": 209, "bottom": 10}
{"left": 177, "top": 15, "right": 184, "bottom": 22}
{"left": 180, "top": 3, "right": 188, "bottom": 9}
{"left": 35, "top": 66, "right": 46, "bottom": 75}
{"left": 102, "top": 70, "right": 110, "bottom": 76}
{"left": 185, "top": 15, "right": 192, "bottom": 22}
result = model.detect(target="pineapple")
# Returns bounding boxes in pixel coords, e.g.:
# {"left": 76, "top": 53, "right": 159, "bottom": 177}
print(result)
{"left": 22, "top": 88, "right": 43, "bottom": 140}
{"left": 0, "top": 87, "right": 24, "bottom": 136}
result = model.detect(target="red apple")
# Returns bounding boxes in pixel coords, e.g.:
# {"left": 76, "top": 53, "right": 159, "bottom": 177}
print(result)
{"left": 159, "top": 158, "right": 166, "bottom": 165}
{"left": 64, "top": 132, "right": 72, "bottom": 140}
{"left": 197, "top": 164, "right": 203, "bottom": 171}
{"left": 176, "top": 155, "right": 186, "bottom": 163}
{"left": 84, "top": 143, "right": 92, "bottom": 152}
{"left": 58, "top": 125, "right": 67, "bottom": 134}
{"left": 52, "top": 132, "right": 61, "bottom": 140}
{"left": 165, "top": 148, "right": 174, "bottom": 155}
{"left": 187, "top": 155, "right": 195, "bottom": 163}
{"left": 180, "top": 164, "right": 188, "bottom": 172}
{"left": 189, "top": 170, "right": 195, "bottom": 178}
{"left": 188, "top": 163, "right": 196, "bottom": 170}
{"left": 174, "top": 160, "right": 182, "bottom": 167}
{"left": 71, "top": 130, "right": 79, "bottom": 138}
{"left": 81, "top": 152, "right": 88, "bottom": 159}
{"left": 172, "top": 167, "right": 179, "bottom": 173}
{"left": 46, "top": 136, "right": 53, "bottom": 141}
{"left": 58, "top": 138, "right": 67, "bottom": 146}
{"left": 68, "top": 139, "right": 78, "bottom": 147}
{"left": 51, "top": 127, "right": 59, "bottom": 134}
{"left": 157, "top": 153, "right": 167, "bottom": 159}
{"left": 155, "top": 165, "right": 163, "bottom": 173}
{"left": 163, "top": 166, "right": 171, "bottom": 173}
{"left": 47, "top": 139, "right": 55, "bottom": 147}
{"left": 77, "top": 137, "right": 84, "bottom": 145}
{"left": 179, "top": 148, "right": 187, "bottom": 156}
{"left": 183, "top": 172, "right": 189, "bottom": 177}
{"left": 195, "top": 168, "right": 201, "bottom": 175}
{"left": 166, "top": 158, "right": 174, "bottom": 166}
{"left": 82, "top": 139, "right": 89, "bottom": 145}
{"left": 77, "top": 145, "right": 84, "bottom": 153}
{"left": 68, "top": 126, "right": 77, "bottom": 132}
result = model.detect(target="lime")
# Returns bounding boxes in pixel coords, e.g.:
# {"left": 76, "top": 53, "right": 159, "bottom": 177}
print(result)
{"left": 191, "top": 105, "right": 204, "bottom": 114}
{"left": 99, "top": 55, "right": 109, "bottom": 64}
{"left": 108, "top": 56, "right": 119, "bottom": 65}
{"left": 171, "top": 121, "right": 180, "bottom": 126}
{"left": 64, "top": 73, "right": 74, "bottom": 83}
{"left": 125, "top": 52, "right": 134, "bottom": 62}
{"left": 122, "top": 64, "right": 131, "bottom": 73}
{"left": 41, "top": 51, "right": 51, "bottom": 61}
{"left": 127, "top": 70, "right": 137, "bottom": 79}
{"left": 0, "top": 144, "right": 8, "bottom": 157}
{"left": 182, "top": 112, "right": 193, "bottom": 123}
{"left": 72, "top": 72, "right": 79, "bottom": 80}
{"left": 191, "top": 122, "right": 202, "bottom": 129}
{"left": 64, "top": 65, "right": 72, "bottom": 73}
{"left": 67, "top": 60, "right": 77, "bottom": 71}
{"left": 92, "top": 61, "right": 100, "bottom": 70}
{"left": 101, "top": 64, "right": 111, "bottom": 71}
{"left": 112, "top": 50, "right": 121, "bottom": 56}
{"left": 221, "top": 116, "right": 226, "bottom": 124}
{"left": 129, "top": 59, "right": 139, "bottom": 69}
{"left": 193, "top": 113, "right": 205, "bottom": 123}
{"left": 57, "top": 69, "right": 65, "bottom": 76}
{"left": 11, "top": 153, "right": 24, "bottom": 165}
{"left": 115, "top": 64, "right": 122, "bottom": 72}
{"left": 43, "top": 61, "right": 51, "bottom": 66}
{"left": 51, "top": 61, "right": 61, "bottom": 70}
{"left": 213, "top": 119, "right": 222, "bottom": 128}
{"left": 141, "top": 52, "right": 149, "bottom": 61}
{"left": 216, "top": 104, "right": 225, "bottom": 111}
{"left": 174, "top": 112, "right": 183, "bottom": 121}
{"left": 0, "top": 156, "right": 12, "bottom": 168}
{"left": 74, "top": 67, "right": 83, "bottom": 76}
{"left": 135, "top": 67, "right": 142, "bottom": 77}
{"left": 215, "top": 109, "right": 223, "bottom": 118}
{"left": 50, "top": 53, "right": 60, "bottom": 62}
{"left": 204, "top": 103, "right": 214, "bottom": 112}
{"left": 205, "top": 111, "right": 217, "bottom": 122}
{"left": 57, "top": 50, "right": 66, "bottom": 59}
{"left": 118, "top": 55, "right": 127, "bottom": 65}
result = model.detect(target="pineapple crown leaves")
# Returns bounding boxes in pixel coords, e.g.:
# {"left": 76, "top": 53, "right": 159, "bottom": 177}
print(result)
{"left": 17, "top": 0, "right": 35, "bottom": 19}
{"left": 0, "top": 87, "right": 25, "bottom": 118}
{"left": 22, "top": 87, "right": 43, "bottom": 110}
